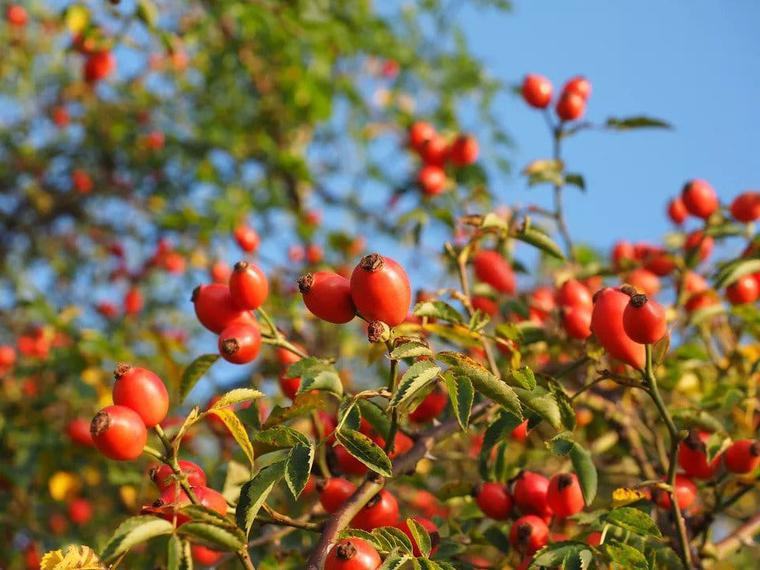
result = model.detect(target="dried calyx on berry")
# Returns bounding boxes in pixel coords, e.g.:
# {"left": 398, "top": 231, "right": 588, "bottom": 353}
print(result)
{"left": 367, "top": 320, "right": 390, "bottom": 343}
{"left": 359, "top": 253, "right": 385, "bottom": 272}
{"left": 297, "top": 273, "right": 315, "bottom": 294}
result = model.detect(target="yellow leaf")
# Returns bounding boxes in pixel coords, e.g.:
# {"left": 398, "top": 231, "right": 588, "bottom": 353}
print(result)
{"left": 612, "top": 487, "right": 646, "bottom": 507}
{"left": 42, "top": 545, "right": 104, "bottom": 569}
{"left": 204, "top": 408, "right": 255, "bottom": 469}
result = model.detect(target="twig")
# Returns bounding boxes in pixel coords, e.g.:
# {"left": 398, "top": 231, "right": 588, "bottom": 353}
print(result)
{"left": 714, "top": 512, "right": 760, "bottom": 558}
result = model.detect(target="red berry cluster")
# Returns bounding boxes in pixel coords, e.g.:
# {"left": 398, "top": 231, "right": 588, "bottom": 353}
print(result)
{"left": 522, "top": 74, "right": 592, "bottom": 122}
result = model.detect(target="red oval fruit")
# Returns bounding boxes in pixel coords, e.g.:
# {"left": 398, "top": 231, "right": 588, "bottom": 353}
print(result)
{"left": 325, "top": 538, "right": 382, "bottom": 570}
{"left": 555, "top": 91, "right": 585, "bottom": 121}
{"left": 298, "top": 271, "right": 356, "bottom": 324}
{"left": 681, "top": 179, "right": 718, "bottom": 219}
{"left": 622, "top": 294, "right": 666, "bottom": 345}
{"left": 612, "top": 240, "right": 636, "bottom": 270}
{"left": 90, "top": 405, "right": 147, "bottom": 461}
{"left": 0, "top": 344, "right": 16, "bottom": 368}
{"left": 475, "top": 482, "right": 513, "bottom": 520}
{"left": 112, "top": 364, "right": 169, "bottom": 427}
{"left": 218, "top": 321, "right": 262, "bottom": 364}
{"left": 396, "top": 517, "right": 440, "bottom": 557}
{"left": 229, "top": 261, "right": 269, "bottom": 310}
{"left": 730, "top": 191, "right": 760, "bottom": 223}
{"left": 67, "top": 498, "right": 93, "bottom": 525}
{"left": 72, "top": 169, "right": 93, "bottom": 193}
{"left": 626, "top": 268, "right": 661, "bottom": 297}
{"left": 563, "top": 76, "right": 592, "bottom": 100}
{"left": 511, "top": 419, "right": 529, "bottom": 442}
{"left": 6, "top": 4, "right": 27, "bottom": 26}
{"left": 471, "top": 295, "right": 498, "bottom": 316}
{"left": 561, "top": 305, "right": 592, "bottom": 340}
{"left": 210, "top": 261, "right": 231, "bottom": 284}
{"left": 547, "top": 473, "right": 585, "bottom": 518}
{"left": 234, "top": 224, "right": 259, "bottom": 252}
{"left": 409, "top": 121, "right": 436, "bottom": 152}
{"left": 352, "top": 489, "right": 400, "bottom": 531}
{"left": 556, "top": 279, "right": 593, "bottom": 310}
{"left": 408, "top": 386, "right": 447, "bottom": 423}
{"left": 417, "top": 164, "right": 447, "bottom": 196}
{"left": 350, "top": 254, "right": 411, "bottom": 327}
{"left": 642, "top": 249, "right": 676, "bottom": 277}
{"left": 726, "top": 275, "right": 759, "bottom": 305}
{"left": 678, "top": 431, "right": 721, "bottom": 480}
{"left": 667, "top": 196, "right": 688, "bottom": 225}
{"left": 84, "top": 51, "right": 116, "bottom": 83}
{"left": 192, "top": 283, "right": 255, "bottom": 334}
{"left": 151, "top": 460, "right": 207, "bottom": 490}
{"left": 419, "top": 135, "right": 449, "bottom": 166}
{"left": 684, "top": 230, "right": 714, "bottom": 263}
{"left": 685, "top": 290, "right": 720, "bottom": 313}
{"left": 319, "top": 478, "right": 357, "bottom": 514}
{"left": 153, "top": 485, "right": 227, "bottom": 525}
{"left": 124, "top": 286, "right": 143, "bottom": 315}
{"left": 522, "top": 74, "right": 553, "bottom": 109}
{"left": 655, "top": 475, "right": 697, "bottom": 510}
{"left": 591, "top": 288, "right": 645, "bottom": 369}
{"left": 67, "top": 418, "right": 95, "bottom": 447}
{"left": 278, "top": 373, "right": 301, "bottom": 400}
{"left": 724, "top": 440, "right": 760, "bottom": 474}
{"left": 473, "top": 250, "right": 516, "bottom": 295}
{"left": 191, "top": 545, "right": 224, "bottom": 566}
{"left": 449, "top": 134, "right": 479, "bottom": 166}
{"left": 513, "top": 471, "right": 552, "bottom": 518}
{"left": 509, "top": 515, "right": 550, "bottom": 555}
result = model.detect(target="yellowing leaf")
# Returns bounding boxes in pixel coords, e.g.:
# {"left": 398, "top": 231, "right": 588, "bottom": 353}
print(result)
{"left": 612, "top": 487, "right": 647, "bottom": 507}
{"left": 41, "top": 545, "right": 104, "bottom": 569}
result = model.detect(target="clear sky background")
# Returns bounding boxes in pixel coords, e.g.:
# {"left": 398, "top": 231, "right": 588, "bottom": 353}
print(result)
{"left": 457, "top": 0, "right": 760, "bottom": 250}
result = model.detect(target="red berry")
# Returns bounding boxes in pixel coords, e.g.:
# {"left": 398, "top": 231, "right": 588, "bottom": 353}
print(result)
{"left": 67, "top": 498, "right": 93, "bottom": 526}
{"left": 350, "top": 254, "right": 411, "bottom": 327}
{"left": 352, "top": 489, "right": 400, "bottom": 531}
{"left": 90, "top": 405, "right": 147, "bottom": 461}
{"left": 298, "top": 271, "right": 356, "bottom": 324}
{"left": 417, "top": 164, "right": 447, "bottom": 196}
{"left": 667, "top": 197, "right": 689, "bottom": 224}
{"left": 210, "top": 261, "right": 231, "bottom": 283}
{"left": 84, "top": 51, "right": 116, "bottom": 83}
{"left": 475, "top": 482, "right": 513, "bottom": 520}
{"left": 396, "top": 517, "right": 440, "bottom": 557}
{"left": 685, "top": 290, "right": 720, "bottom": 313}
{"left": 471, "top": 295, "right": 498, "bottom": 316}
{"left": 229, "top": 261, "right": 269, "bottom": 310}
{"left": 151, "top": 460, "right": 207, "bottom": 490}
{"left": 6, "top": 4, "right": 27, "bottom": 26}
{"left": 511, "top": 419, "right": 529, "bottom": 442}
{"left": 409, "top": 121, "right": 436, "bottom": 152}
{"left": 591, "top": 288, "right": 646, "bottom": 369}
{"left": 509, "top": 515, "right": 550, "bottom": 555}
{"left": 449, "top": 134, "right": 479, "bottom": 166}
{"left": 218, "top": 321, "right": 262, "bottom": 364}
{"left": 726, "top": 275, "right": 759, "bottom": 305}
{"left": 724, "top": 440, "right": 760, "bottom": 474}
{"left": 319, "top": 478, "right": 357, "bottom": 514}
{"left": 626, "top": 268, "right": 661, "bottom": 297}
{"left": 419, "top": 134, "right": 449, "bottom": 166}
{"left": 334, "top": 444, "right": 369, "bottom": 476}
{"left": 72, "top": 169, "right": 93, "bottom": 193}
{"left": 306, "top": 243, "right": 323, "bottom": 264}
{"left": 325, "top": 538, "right": 382, "bottom": 570}
{"left": 408, "top": 386, "right": 447, "bottom": 423}
{"left": 681, "top": 179, "right": 718, "bottom": 219}
{"left": 562, "top": 306, "right": 592, "bottom": 340}
{"left": 0, "top": 344, "right": 16, "bottom": 368}
{"left": 153, "top": 485, "right": 227, "bottom": 524}
{"left": 192, "top": 283, "right": 255, "bottom": 334}
{"left": 556, "top": 279, "right": 593, "bottom": 310}
{"left": 234, "top": 224, "right": 260, "bottom": 252}
{"left": 112, "top": 364, "right": 169, "bottom": 427}
{"left": 278, "top": 373, "right": 301, "bottom": 400}
{"left": 555, "top": 91, "right": 585, "bottom": 121}
{"left": 684, "top": 230, "right": 714, "bottom": 263}
{"left": 67, "top": 418, "right": 95, "bottom": 447}
{"left": 276, "top": 344, "right": 304, "bottom": 367}
{"left": 192, "top": 545, "right": 224, "bottom": 566}
{"left": 473, "top": 250, "right": 516, "bottom": 294}
{"left": 612, "top": 240, "right": 636, "bottom": 270}
{"left": 563, "top": 76, "right": 592, "bottom": 100}
{"left": 678, "top": 431, "right": 721, "bottom": 480}
{"left": 123, "top": 286, "right": 144, "bottom": 315}
{"left": 655, "top": 475, "right": 697, "bottom": 510}
{"left": 547, "top": 473, "right": 585, "bottom": 518}
{"left": 522, "top": 74, "right": 553, "bottom": 109}
{"left": 586, "top": 531, "right": 603, "bottom": 546}
{"left": 730, "top": 191, "right": 760, "bottom": 223}
{"left": 513, "top": 471, "right": 552, "bottom": 518}
{"left": 622, "top": 294, "right": 666, "bottom": 345}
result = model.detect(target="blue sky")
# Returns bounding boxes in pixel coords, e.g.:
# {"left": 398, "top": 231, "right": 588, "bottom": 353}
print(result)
{"left": 458, "top": 0, "right": 760, "bottom": 250}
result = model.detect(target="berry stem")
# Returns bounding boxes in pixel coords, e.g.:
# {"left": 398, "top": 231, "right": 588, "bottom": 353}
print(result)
{"left": 142, "top": 445, "right": 164, "bottom": 461}
{"left": 384, "top": 341, "right": 399, "bottom": 456}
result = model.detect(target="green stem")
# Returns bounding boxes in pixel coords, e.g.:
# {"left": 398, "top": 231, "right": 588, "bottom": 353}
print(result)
{"left": 384, "top": 342, "right": 399, "bottom": 456}
{"left": 310, "top": 410, "right": 332, "bottom": 479}
{"left": 237, "top": 549, "right": 256, "bottom": 570}
{"left": 142, "top": 445, "right": 164, "bottom": 461}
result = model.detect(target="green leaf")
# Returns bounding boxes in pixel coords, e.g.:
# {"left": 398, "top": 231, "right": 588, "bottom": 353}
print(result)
{"left": 483, "top": 526, "right": 510, "bottom": 554}
{"left": 523, "top": 158, "right": 564, "bottom": 187}
{"left": 389, "top": 360, "right": 441, "bottom": 409}
{"left": 390, "top": 340, "right": 433, "bottom": 360}
{"left": 379, "top": 552, "right": 412, "bottom": 570}
{"left": 479, "top": 412, "right": 522, "bottom": 479}
{"left": 407, "top": 517, "right": 432, "bottom": 558}
{"left": 179, "top": 505, "right": 236, "bottom": 528}
{"left": 136, "top": 0, "right": 159, "bottom": 28}
{"left": 602, "top": 540, "right": 649, "bottom": 569}
{"left": 178, "top": 523, "right": 245, "bottom": 551}
{"left": 530, "top": 541, "right": 591, "bottom": 568}
{"left": 443, "top": 371, "right": 474, "bottom": 430}
{"left": 235, "top": 461, "right": 286, "bottom": 538}
{"left": 565, "top": 173, "right": 586, "bottom": 192}
{"left": 605, "top": 116, "right": 672, "bottom": 130}
{"left": 335, "top": 428, "right": 393, "bottom": 477}
{"left": 100, "top": 516, "right": 174, "bottom": 562}
{"left": 510, "top": 366, "right": 536, "bottom": 390}
{"left": 262, "top": 392, "right": 326, "bottom": 428}
{"left": 549, "top": 433, "right": 597, "bottom": 505}
{"left": 372, "top": 526, "right": 414, "bottom": 554}
{"left": 286, "top": 357, "right": 326, "bottom": 378}
{"left": 298, "top": 369, "right": 344, "bottom": 397}
{"left": 209, "top": 388, "right": 264, "bottom": 410}
{"left": 714, "top": 258, "right": 760, "bottom": 289}
{"left": 607, "top": 507, "right": 662, "bottom": 538}
{"left": 285, "top": 443, "right": 315, "bottom": 499}
{"left": 203, "top": 408, "right": 255, "bottom": 469}
{"left": 179, "top": 354, "right": 219, "bottom": 402}
{"left": 253, "top": 425, "right": 310, "bottom": 448}
{"left": 357, "top": 399, "right": 391, "bottom": 439}
{"left": 517, "top": 386, "right": 564, "bottom": 430}
{"left": 516, "top": 226, "right": 565, "bottom": 260}
{"left": 413, "top": 301, "right": 464, "bottom": 323}
{"left": 167, "top": 536, "right": 192, "bottom": 570}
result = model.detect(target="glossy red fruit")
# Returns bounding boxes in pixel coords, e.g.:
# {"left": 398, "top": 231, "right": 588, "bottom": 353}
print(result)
{"left": 678, "top": 431, "right": 721, "bottom": 480}
{"left": 192, "top": 283, "right": 255, "bottom": 334}
{"left": 655, "top": 475, "right": 697, "bottom": 510}
{"left": 471, "top": 295, "right": 498, "bottom": 316}
{"left": 547, "top": 473, "right": 584, "bottom": 518}
{"left": 509, "top": 515, "right": 550, "bottom": 555}
{"left": 622, "top": 294, "right": 666, "bottom": 345}
{"left": 419, "top": 135, "right": 450, "bottom": 166}
{"left": 726, "top": 275, "right": 759, "bottom": 305}
{"left": 475, "top": 482, "right": 513, "bottom": 520}
{"left": 218, "top": 321, "right": 262, "bottom": 364}
{"left": 350, "top": 254, "right": 411, "bottom": 327}
{"left": 681, "top": 271, "right": 709, "bottom": 296}
{"left": 555, "top": 91, "right": 585, "bottom": 121}
{"left": 408, "top": 386, "right": 447, "bottom": 423}
{"left": 556, "top": 278, "right": 593, "bottom": 310}
{"left": 306, "top": 243, "right": 323, "bottom": 264}
{"left": 643, "top": 249, "right": 676, "bottom": 277}
{"left": 67, "top": 418, "right": 95, "bottom": 447}
{"left": 90, "top": 405, "right": 147, "bottom": 461}
{"left": 124, "top": 286, "right": 144, "bottom": 315}
{"left": 724, "top": 440, "right": 760, "bottom": 474}
{"left": 511, "top": 419, "right": 529, "bottom": 442}
{"left": 681, "top": 179, "right": 718, "bottom": 219}
{"left": 417, "top": 164, "right": 447, "bottom": 196}
{"left": 298, "top": 271, "right": 356, "bottom": 324}
{"left": 67, "top": 498, "right": 92, "bottom": 525}
{"left": 473, "top": 250, "right": 516, "bottom": 294}
{"left": 684, "top": 230, "right": 714, "bottom": 262}
{"left": 278, "top": 373, "right": 301, "bottom": 400}
{"left": 112, "top": 364, "right": 169, "bottom": 427}
{"left": 590, "top": 288, "right": 645, "bottom": 369}
{"left": 667, "top": 197, "right": 689, "bottom": 224}
{"left": 84, "top": 51, "right": 116, "bottom": 83}
{"left": 396, "top": 517, "right": 440, "bottom": 557}
{"left": 319, "top": 478, "right": 357, "bottom": 514}
{"left": 562, "top": 306, "right": 592, "bottom": 340}
{"left": 191, "top": 545, "right": 224, "bottom": 566}
{"left": 730, "top": 191, "right": 760, "bottom": 223}
{"left": 522, "top": 74, "right": 553, "bottom": 109}
{"left": 352, "top": 489, "right": 400, "bottom": 531}
{"left": 513, "top": 471, "right": 552, "bottom": 518}
{"left": 234, "top": 224, "right": 260, "bottom": 252}
{"left": 563, "top": 76, "right": 592, "bottom": 100}
{"left": 151, "top": 460, "right": 207, "bottom": 490}
{"left": 612, "top": 240, "right": 636, "bottom": 270}
{"left": 409, "top": 121, "right": 436, "bottom": 152}
{"left": 626, "top": 268, "right": 661, "bottom": 297}
{"left": 210, "top": 261, "right": 231, "bottom": 283}
{"left": 153, "top": 485, "right": 227, "bottom": 524}
{"left": 586, "top": 531, "right": 603, "bottom": 546}
{"left": 325, "top": 538, "right": 382, "bottom": 570}
{"left": 229, "top": 261, "right": 268, "bottom": 310}
{"left": 6, "top": 4, "right": 27, "bottom": 26}
{"left": 449, "top": 134, "right": 479, "bottom": 166}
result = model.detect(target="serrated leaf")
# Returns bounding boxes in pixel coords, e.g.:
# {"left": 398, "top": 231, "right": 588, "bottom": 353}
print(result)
{"left": 379, "top": 552, "right": 412, "bottom": 570}
{"left": 41, "top": 545, "right": 105, "bottom": 570}
{"left": 222, "top": 460, "right": 251, "bottom": 504}
{"left": 253, "top": 425, "right": 310, "bottom": 448}
{"left": 235, "top": 461, "right": 286, "bottom": 538}
{"left": 100, "top": 516, "right": 174, "bottom": 562}
{"left": 390, "top": 340, "right": 433, "bottom": 360}
{"left": 373, "top": 526, "right": 414, "bottom": 554}
{"left": 335, "top": 428, "right": 392, "bottom": 477}
{"left": 179, "top": 505, "right": 236, "bottom": 529}
{"left": 286, "top": 356, "right": 329, "bottom": 378}
{"left": 167, "top": 536, "right": 192, "bottom": 570}
{"left": 204, "top": 408, "right": 254, "bottom": 469}
{"left": 178, "top": 523, "right": 245, "bottom": 551}
{"left": 442, "top": 372, "right": 473, "bottom": 430}
{"left": 179, "top": 354, "right": 219, "bottom": 402}
{"left": 407, "top": 517, "right": 432, "bottom": 557}
{"left": 517, "top": 387, "right": 563, "bottom": 430}
{"left": 171, "top": 407, "right": 201, "bottom": 452}
{"left": 605, "top": 116, "right": 672, "bottom": 130}
{"left": 510, "top": 366, "right": 536, "bottom": 390}
{"left": 516, "top": 226, "right": 565, "bottom": 260}
{"left": 263, "top": 391, "right": 326, "bottom": 428}
{"left": 602, "top": 540, "right": 649, "bottom": 569}
{"left": 209, "top": 388, "right": 264, "bottom": 410}
{"left": 357, "top": 399, "right": 391, "bottom": 439}
{"left": 607, "top": 507, "right": 662, "bottom": 538}
{"left": 389, "top": 360, "right": 441, "bottom": 409}
{"left": 285, "top": 443, "right": 315, "bottom": 498}
{"left": 523, "top": 158, "right": 564, "bottom": 186}
{"left": 479, "top": 412, "right": 522, "bottom": 479}
{"left": 413, "top": 301, "right": 464, "bottom": 323}
{"left": 299, "top": 369, "right": 343, "bottom": 397}
{"left": 530, "top": 541, "right": 591, "bottom": 568}
{"left": 548, "top": 434, "right": 597, "bottom": 505}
